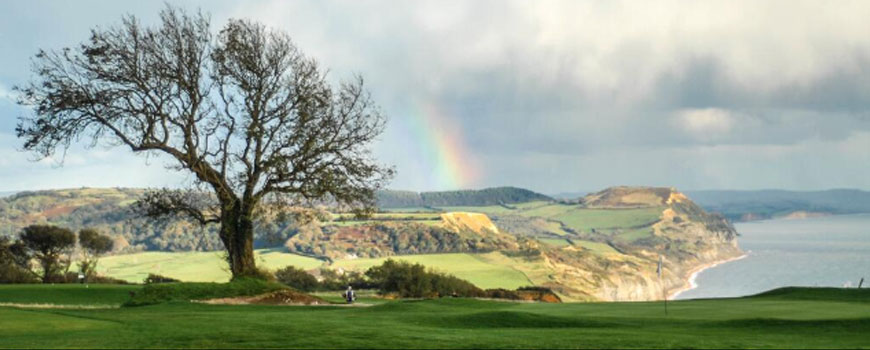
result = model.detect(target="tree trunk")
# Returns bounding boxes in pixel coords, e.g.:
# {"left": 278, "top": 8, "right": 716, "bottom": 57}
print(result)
{"left": 219, "top": 200, "right": 258, "bottom": 279}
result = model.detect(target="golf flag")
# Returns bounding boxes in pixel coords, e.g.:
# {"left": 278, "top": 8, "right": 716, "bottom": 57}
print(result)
{"left": 657, "top": 256, "right": 663, "bottom": 278}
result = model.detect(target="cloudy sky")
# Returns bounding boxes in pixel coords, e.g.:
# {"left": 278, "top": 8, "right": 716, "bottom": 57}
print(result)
{"left": 1, "top": 0, "right": 869, "bottom": 194}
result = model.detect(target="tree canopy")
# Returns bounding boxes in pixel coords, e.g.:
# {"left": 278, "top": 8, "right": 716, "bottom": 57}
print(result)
{"left": 17, "top": 225, "right": 77, "bottom": 282}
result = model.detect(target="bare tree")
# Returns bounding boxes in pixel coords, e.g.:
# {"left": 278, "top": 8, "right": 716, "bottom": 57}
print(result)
{"left": 16, "top": 7, "right": 393, "bottom": 278}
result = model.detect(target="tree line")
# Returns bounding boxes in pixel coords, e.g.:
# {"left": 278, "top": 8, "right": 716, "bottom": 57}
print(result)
{"left": 0, "top": 225, "right": 113, "bottom": 283}
{"left": 376, "top": 187, "right": 553, "bottom": 208}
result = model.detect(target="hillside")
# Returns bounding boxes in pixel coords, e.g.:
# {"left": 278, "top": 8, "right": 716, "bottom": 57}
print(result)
{"left": 0, "top": 188, "right": 225, "bottom": 252}
{"left": 687, "top": 189, "right": 870, "bottom": 221}
{"left": 281, "top": 186, "right": 741, "bottom": 301}
{"left": 0, "top": 186, "right": 741, "bottom": 301}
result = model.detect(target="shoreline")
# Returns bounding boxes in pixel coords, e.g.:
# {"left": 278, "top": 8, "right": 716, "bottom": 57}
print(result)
{"left": 668, "top": 253, "right": 748, "bottom": 300}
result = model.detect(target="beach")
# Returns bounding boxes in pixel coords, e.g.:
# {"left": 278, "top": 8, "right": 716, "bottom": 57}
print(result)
{"left": 668, "top": 253, "right": 748, "bottom": 300}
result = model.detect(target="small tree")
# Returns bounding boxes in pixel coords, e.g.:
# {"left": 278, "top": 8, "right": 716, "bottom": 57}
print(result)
{"left": 17, "top": 225, "right": 77, "bottom": 283}
{"left": 78, "top": 228, "right": 114, "bottom": 280}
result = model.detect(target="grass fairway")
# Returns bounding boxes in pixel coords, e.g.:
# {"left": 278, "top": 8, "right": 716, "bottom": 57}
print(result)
{"left": 97, "top": 249, "right": 324, "bottom": 283}
{"left": 0, "top": 284, "right": 139, "bottom": 306}
{"left": 0, "top": 285, "right": 868, "bottom": 348}
{"left": 332, "top": 253, "right": 533, "bottom": 289}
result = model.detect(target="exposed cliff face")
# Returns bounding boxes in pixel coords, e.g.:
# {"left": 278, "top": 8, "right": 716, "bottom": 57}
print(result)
{"left": 590, "top": 220, "right": 742, "bottom": 301}
{"left": 553, "top": 187, "right": 743, "bottom": 301}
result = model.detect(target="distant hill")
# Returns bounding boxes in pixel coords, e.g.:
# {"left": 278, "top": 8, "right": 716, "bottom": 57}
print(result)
{"left": 686, "top": 189, "right": 870, "bottom": 221}
{"left": 0, "top": 186, "right": 743, "bottom": 301}
{"left": 377, "top": 187, "right": 552, "bottom": 208}
{"left": 0, "top": 191, "right": 18, "bottom": 198}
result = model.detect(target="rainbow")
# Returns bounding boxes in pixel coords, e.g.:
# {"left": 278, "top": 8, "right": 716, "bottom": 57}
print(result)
{"left": 399, "top": 101, "right": 477, "bottom": 190}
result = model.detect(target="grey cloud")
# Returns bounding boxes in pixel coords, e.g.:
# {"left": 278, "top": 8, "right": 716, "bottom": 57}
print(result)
{"left": 2, "top": 0, "right": 870, "bottom": 192}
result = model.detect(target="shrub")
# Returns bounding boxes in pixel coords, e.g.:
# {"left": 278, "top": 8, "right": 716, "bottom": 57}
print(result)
{"left": 144, "top": 273, "right": 181, "bottom": 284}
{"left": 483, "top": 288, "right": 521, "bottom": 300}
{"left": 0, "top": 263, "right": 37, "bottom": 283}
{"left": 240, "top": 267, "right": 277, "bottom": 282}
{"left": 125, "top": 277, "right": 286, "bottom": 306}
{"left": 275, "top": 266, "right": 318, "bottom": 291}
{"left": 365, "top": 259, "right": 483, "bottom": 298}
{"left": 517, "top": 286, "right": 555, "bottom": 293}
{"left": 319, "top": 268, "right": 375, "bottom": 290}
{"left": 0, "top": 237, "right": 37, "bottom": 283}
{"left": 85, "top": 275, "right": 130, "bottom": 284}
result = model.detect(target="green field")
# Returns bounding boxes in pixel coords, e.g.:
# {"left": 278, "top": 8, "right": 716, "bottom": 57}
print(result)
{"left": 539, "top": 238, "right": 571, "bottom": 247}
{"left": 331, "top": 252, "right": 533, "bottom": 289}
{"left": 97, "top": 250, "right": 324, "bottom": 283}
{"left": 0, "top": 285, "right": 867, "bottom": 348}
{"left": 97, "top": 251, "right": 534, "bottom": 290}
{"left": 552, "top": 207, "right": 663, "bottom": 233}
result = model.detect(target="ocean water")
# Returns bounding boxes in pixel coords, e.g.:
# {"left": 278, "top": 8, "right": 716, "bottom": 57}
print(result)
{"left": 676, "top": 214, "right": 870, "bottom": 299}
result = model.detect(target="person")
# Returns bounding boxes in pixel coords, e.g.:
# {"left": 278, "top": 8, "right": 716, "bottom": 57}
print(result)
{"left": 343, "top": 286, "right": 356, "bottom": 304}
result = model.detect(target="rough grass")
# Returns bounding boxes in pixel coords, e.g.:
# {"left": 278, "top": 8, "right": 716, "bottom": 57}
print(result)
{"left": 331, "top": 253, "right": 533, "bottom": 289}
{"left": 572, "top": 240, "right": 619, "bottom": 255}
{"left": 124, "top": 278, "right": 287, "bottom": 306}
{"left": 0, "top": 286, "right": 867, "bottom": 348}
{"left": 614, "top": 227, "right": 655, "bottom": 242}
{"left": 97, "top": 249, "right": 324, "bottom": 283}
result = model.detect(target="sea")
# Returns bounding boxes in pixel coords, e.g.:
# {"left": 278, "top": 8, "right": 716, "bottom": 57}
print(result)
{"left": 676, "top": 213, "right": 870, "bottom": 299}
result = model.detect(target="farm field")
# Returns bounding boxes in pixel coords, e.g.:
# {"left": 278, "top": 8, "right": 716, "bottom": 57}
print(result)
{"left": 96, "top": 249, "right": 324, "bottom": 283}
{"left": 0, "top": 285, "right": 867, "bottom": 348}
{"left": 550, "top": 207, "right": 664, "bottom": 233}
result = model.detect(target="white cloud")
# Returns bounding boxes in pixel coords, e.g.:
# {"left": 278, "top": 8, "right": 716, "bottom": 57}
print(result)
{"left": 673, "top": 108, "right": 736, "bottom": 140}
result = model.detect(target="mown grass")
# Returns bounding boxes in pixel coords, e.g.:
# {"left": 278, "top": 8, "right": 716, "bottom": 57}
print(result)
{"left": 0, "top": 284, "right": 140, "bottom": 306}
{"left": 0, "top": 286, "right": 867, "bottom": 348}
{"left": 331, "top": 253, "right": 533, "bottom": 289}
{"left": 97, "top": 250, "right": 324, "bottom": 283}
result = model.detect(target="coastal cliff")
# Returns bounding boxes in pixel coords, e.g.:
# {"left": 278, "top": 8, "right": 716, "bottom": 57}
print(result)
{"left": 513, "top": 187, "right": 743, "bottom": 301}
